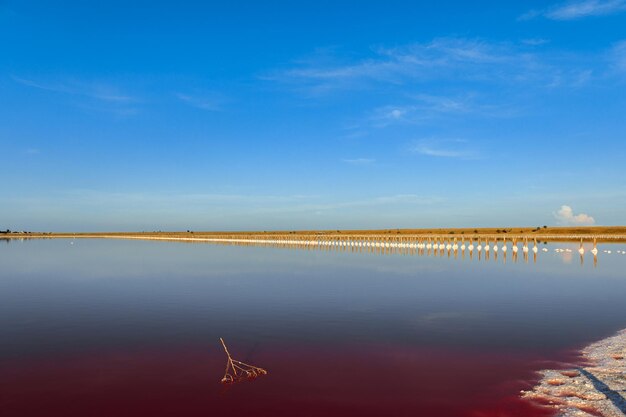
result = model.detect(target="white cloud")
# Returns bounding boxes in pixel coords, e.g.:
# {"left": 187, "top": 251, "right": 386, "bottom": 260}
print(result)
{"left": 11, "top": 76, "right": 70, "bottom": 93}
{"left": 373, "top": 194, "right": 431, "bottom": 204}
{"left": 521, "top": 38, "right": 550, "bottom": 46}
{"left": 175, "top": 93, "right": 223, "bottom": 111}
{"left": 11, "top": 76, "right": 140, "bottom": 116}
{"left": 371, "top": 106, "right": 416, "bottom": 126}
{"left": 521, "top": 0, "right": 626, "bottom": 20}
{"left": 87, "top": 86, "right": 135, "bottom": 103}
{"left": 414, "top": 146, "right": 465, "bottom": 158}
{"left": 553, "top": 205, "right": 596, "bottom": 225}
{"left": 370, "top": 93, "right": 518, "bottom": 128}
{"left": 413, "top": 94, "right": 471, "bottom": 113}
{"left": 267, "top": 36, "right": 599, "bottom": 99}
{"left": 388, "top": 109, "right": 406, "bottom": 119}
{"left": 342, "top": 158, "right": 375, "bottom": 165}
{"left": 266, "top": 37, "right": 552, "bottom": 93}
{"left": 12, "top": 76, "right": 137, "bottom": 103}
{"left": 612, "top": 40, "right": 626, "bottom": 72}
{"left": 412, "top": 139, "right": 480, "bottom": 159}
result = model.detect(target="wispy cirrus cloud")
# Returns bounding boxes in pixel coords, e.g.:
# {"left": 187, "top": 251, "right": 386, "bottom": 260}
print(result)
{"left": 11, "top": 76, "right": 69, "bottom": 93}
{"left": 266, "top": 38, "right": 536, "bottom": 92}
{"left": 266, "top": 37, "right": 593, "bottom": 96}
{"left": 175, "top": 93, "right": 224, "bottom": 111}
{"left": 413, "top": 94, "right": 473, "bottom": 113}
{"left": 411, "top": 139, "right": 481, "bottom": 159}
{"left": 371, "top": 99, "right": 462, "bottom": 127}
{"left": 11, "top": 75, "right": 140, "bottom": 115}
{"left": 13, "top": 190, "right": 320, "bottom": 211}
{"left": 254, "top": 193, "right": 444, "bottom": 215}
{"left": 342, "top": 158, "right": 375, "bottom": 165}
{"left": 521, "top": 0, "right": 626, "bottom": 21}
{"left": 12, "top": 189, "right": 440, "bottom": 216}
{"left": 372, "top": 106, "right": 415, "bottom": 126}
{"left": 12, "top": 76, "right": 137, "bottom": 103}
{"left": 611, "top": 40, "right": 626, "bottom": 72}
{"left": 371, "top": 93, "right": 518, "bottom": 127}
{"left": 521, "top": 38, "right": 550, "bottom": 46}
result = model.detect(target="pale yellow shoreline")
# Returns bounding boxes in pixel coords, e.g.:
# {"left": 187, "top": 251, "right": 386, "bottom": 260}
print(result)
{"left": 3, "top": 226, "right": 626, "bottom": 243}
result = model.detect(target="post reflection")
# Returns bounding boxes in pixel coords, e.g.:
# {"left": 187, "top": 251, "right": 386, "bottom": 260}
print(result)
{"left": 88, "top": 235, "right": 615, "bottom": 268}
{"left": 3, "top": 234, "right": 613, "bottom": 267}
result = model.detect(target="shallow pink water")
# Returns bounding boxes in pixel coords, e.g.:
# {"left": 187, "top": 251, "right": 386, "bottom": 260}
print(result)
{"left": 0, "top": 343, "right": 562, "bottom": 417}
{"left": 3, "top": 239, "right": 625, "bottom": 416}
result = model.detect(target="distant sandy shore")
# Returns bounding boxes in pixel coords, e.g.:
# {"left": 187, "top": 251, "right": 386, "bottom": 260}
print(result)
{"left": 3, "top": 226, "right": 626, "bottom": 243}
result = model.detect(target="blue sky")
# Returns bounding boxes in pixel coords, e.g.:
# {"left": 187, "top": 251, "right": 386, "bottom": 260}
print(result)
{"left": 1, "top": 0, "right": 625, "bottom": 231}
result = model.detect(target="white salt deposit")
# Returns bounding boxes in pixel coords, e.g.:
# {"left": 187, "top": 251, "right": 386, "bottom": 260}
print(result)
{"left": 522, "top": 329, "right": 626, "bottom": 416}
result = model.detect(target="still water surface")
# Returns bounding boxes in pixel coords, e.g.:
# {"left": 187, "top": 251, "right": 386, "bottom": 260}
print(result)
{"left": 1, "top": 238, "right": 626, "bottom": 416}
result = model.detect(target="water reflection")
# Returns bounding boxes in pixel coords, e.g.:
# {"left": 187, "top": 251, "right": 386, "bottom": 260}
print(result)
{"left": 1, "top": 238, "right": 626, "bottom": 417}
{"left": 3, "top": 236, "right": 625, "bottom": 269}
{"left": 98, "top": 236, "right": 626, "bottom": 268}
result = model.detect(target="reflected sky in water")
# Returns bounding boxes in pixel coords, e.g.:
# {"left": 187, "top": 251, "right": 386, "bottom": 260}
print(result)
{"left": 1, "top": 239, "right": 626, "bottom": 416}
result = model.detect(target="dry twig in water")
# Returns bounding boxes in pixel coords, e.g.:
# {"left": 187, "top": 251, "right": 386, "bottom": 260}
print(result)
{"left": 220, "top": 338, "right": 267, "bottom": 384}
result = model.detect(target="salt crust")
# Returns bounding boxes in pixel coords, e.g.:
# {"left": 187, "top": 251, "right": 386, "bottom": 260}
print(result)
{"left": 522, "top": 329, "right": 626, "bottom": 417}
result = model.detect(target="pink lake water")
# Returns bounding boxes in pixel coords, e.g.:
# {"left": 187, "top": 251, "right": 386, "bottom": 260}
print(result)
{"left": 1, "top": 238, "right": 625, "bottom": 416}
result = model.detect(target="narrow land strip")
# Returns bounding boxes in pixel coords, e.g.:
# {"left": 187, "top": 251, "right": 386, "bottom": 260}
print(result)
{"left": 2, "top": 226, "right": 626, "bottom": 243}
